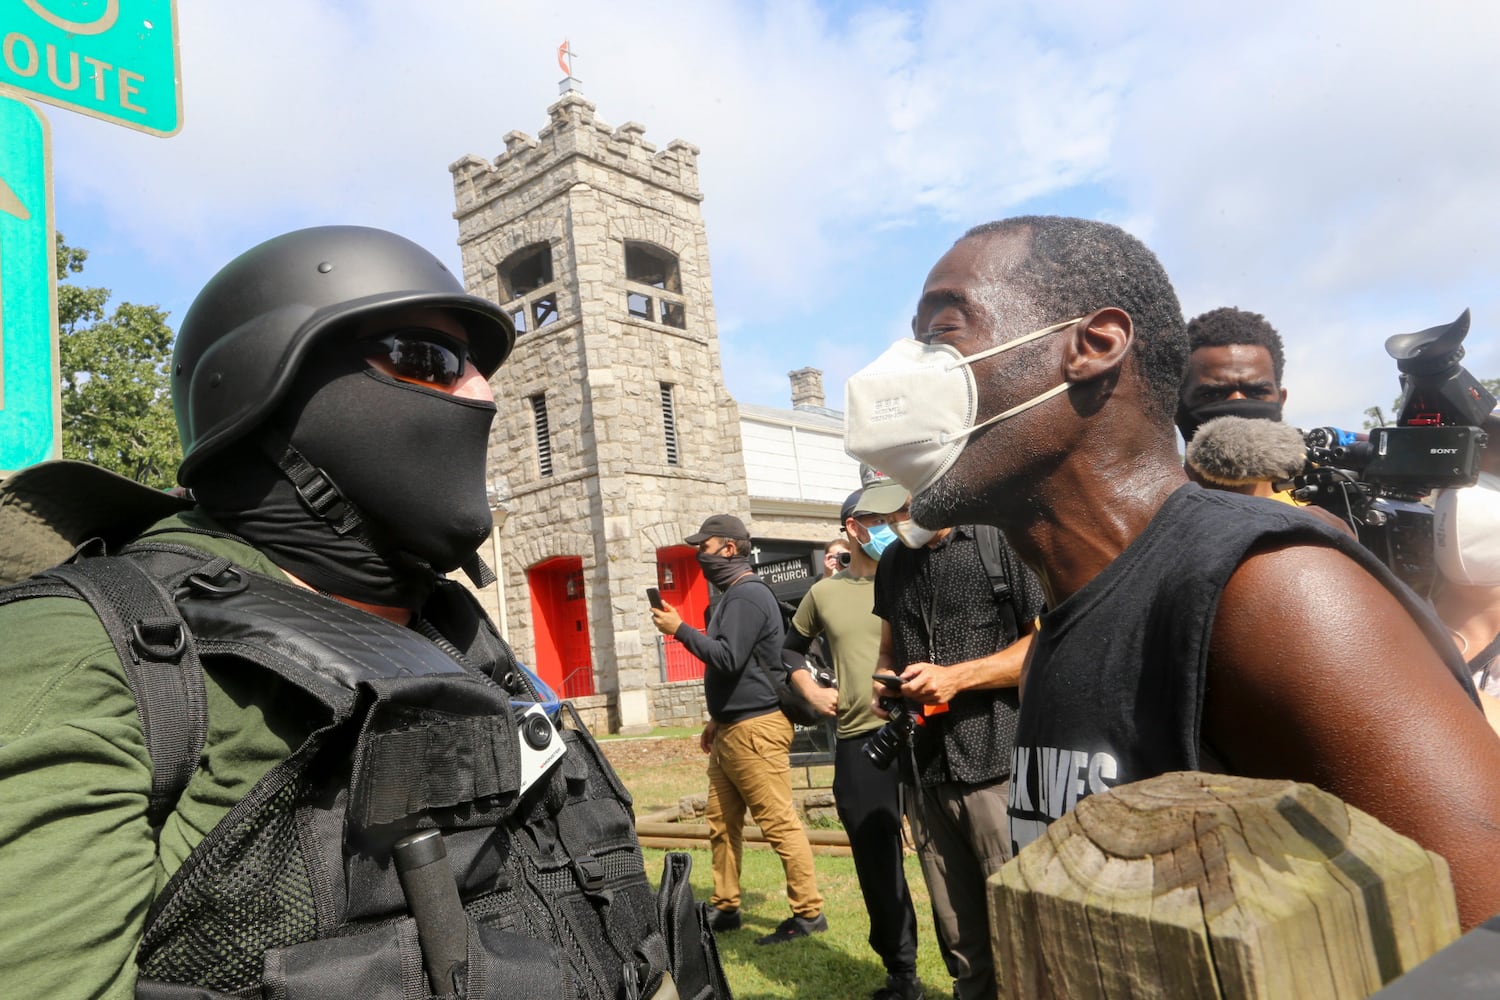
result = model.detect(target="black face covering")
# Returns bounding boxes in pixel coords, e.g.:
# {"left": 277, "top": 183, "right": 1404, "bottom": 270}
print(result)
{"left": 193, "top": 449, "right": 436, "bottom": 607}
{"left": 697, "top": 550, "right": 753, "bottom": 591}
{"left": 195, "top": 347, "right": 496, "bottom": 608}
{"left": 1175, "top": 397, "right": 1284, "bottom": 442}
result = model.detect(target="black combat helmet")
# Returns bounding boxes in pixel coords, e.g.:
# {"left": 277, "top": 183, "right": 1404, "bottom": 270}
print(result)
{"left": 172, "top": 225, "right": 515, "bottom": 486}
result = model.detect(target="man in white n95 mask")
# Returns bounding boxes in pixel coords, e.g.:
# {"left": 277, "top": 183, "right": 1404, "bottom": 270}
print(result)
{"left": 845, "top": 215, "right": 1500, "bottom": 934}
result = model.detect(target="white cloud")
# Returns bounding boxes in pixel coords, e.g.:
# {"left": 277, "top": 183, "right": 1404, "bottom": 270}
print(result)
{"left": 39, "top": 0, "right": 1500, "bottom": 433}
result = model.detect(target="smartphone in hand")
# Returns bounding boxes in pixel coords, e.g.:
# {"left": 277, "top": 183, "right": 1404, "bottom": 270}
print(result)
{"left": 871, "top": 673, "right": 904, "bottom": 690}
{"left": 646, "top": 587, "right": 664, "bottom": 610}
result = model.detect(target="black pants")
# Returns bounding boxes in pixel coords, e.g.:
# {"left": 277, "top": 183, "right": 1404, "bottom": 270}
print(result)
{"left": 834, "top": 735, "right": 918, "bottom": 977}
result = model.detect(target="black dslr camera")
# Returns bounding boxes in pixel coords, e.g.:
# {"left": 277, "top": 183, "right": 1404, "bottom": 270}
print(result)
{"left": 1289, "top": 309, "right": 1492, "bottom": 591}
{"left": 862, "top": 695, "right": 918, "bottom": 770}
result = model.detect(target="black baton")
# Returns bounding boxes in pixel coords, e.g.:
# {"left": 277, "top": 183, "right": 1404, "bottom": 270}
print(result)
{"left": 393, "top": 829, "right": 468, "bottom": 995}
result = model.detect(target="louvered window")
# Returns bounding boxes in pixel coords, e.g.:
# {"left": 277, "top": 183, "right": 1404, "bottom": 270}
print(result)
{"left": 660, "top": 383, "right": 679, "bottom": 466}
{"left": 531, "top": 394, "right": 553, "bottom": 476}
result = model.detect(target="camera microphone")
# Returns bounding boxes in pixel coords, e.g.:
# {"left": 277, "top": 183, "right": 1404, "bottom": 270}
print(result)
{"left": 1186, "top": 416, "right": 1309, "bottom": 487}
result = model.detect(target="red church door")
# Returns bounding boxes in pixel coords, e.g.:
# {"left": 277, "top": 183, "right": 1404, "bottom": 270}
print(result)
{"left": 526, "top": 556, "right": 595, "bottom": 698}
{"left": 656, "top": 545, "right": 708, "bottom": 681}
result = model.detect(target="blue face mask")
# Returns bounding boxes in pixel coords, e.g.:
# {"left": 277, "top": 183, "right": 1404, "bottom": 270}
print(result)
{"left": 860, "top": 523, "right": 898, "bottom": 560}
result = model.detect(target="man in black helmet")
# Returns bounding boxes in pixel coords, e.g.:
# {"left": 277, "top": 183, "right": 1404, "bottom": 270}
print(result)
{"left": 0, "top": 228, "right": 696, "bottom": 998}
{"left": 170, "top": 225, "right": 512, "bottom": 606}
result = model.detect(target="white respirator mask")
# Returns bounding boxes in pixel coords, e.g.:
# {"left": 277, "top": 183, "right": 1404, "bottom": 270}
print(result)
{"left": 1434, "top": 471, "right": 1500, "bottom": 587}
{"left": 843, "top": 317, "right": 1081, "bottom": 497}
{"left": 892, "top": 519, "right": 939, "bottom": 548}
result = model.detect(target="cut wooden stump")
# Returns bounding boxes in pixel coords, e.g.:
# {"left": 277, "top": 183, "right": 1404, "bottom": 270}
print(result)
{"left": 990, "top": 771, "right": 1460, "bottom": 999}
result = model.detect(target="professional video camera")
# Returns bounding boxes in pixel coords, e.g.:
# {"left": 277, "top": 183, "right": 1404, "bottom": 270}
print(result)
{"left": 1287, "top": 309, "right": 1493, "bottom": 591}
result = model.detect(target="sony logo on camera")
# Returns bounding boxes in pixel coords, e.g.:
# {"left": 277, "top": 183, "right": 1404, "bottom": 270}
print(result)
{"left": 1367, "top": 425, "right": 1485, "bottom": 488}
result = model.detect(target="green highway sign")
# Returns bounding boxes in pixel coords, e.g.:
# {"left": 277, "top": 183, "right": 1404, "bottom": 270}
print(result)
{"left": 0, "top": 95, "right": 57, "bottom": 474}
{"left": 1, "top": 0, "right": 181, "bottom": 137}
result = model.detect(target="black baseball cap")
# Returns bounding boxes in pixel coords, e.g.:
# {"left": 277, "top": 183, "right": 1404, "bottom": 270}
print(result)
{"left": 685, "top": 513, "right": 749, "bottom": 545}
{"left": 839, "top": 489, "right": 865, "bottom": 525}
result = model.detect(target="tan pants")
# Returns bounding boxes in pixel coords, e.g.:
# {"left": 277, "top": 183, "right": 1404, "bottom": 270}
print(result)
{"left": 705, "top": 711, "right": 823, "bottom": 918}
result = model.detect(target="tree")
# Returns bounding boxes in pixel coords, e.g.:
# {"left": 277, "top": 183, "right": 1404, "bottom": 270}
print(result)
{"left": 56, "top": 235, "right": 180, "bottom": 489}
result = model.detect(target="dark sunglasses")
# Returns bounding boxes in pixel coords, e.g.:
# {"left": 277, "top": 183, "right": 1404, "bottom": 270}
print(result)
{"left": 361, "top": 329, "right": 476, "bottom": 389}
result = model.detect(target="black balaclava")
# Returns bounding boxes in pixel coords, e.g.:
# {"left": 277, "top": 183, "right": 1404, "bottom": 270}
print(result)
{"left": 1175, "top": 397, "right": 1284, "bottom": 443}
{"left": 195, "top": 342, "right": 496, "bottom": 608}
{"left": 697, "top": 548, "right": 753, "bottom": 591}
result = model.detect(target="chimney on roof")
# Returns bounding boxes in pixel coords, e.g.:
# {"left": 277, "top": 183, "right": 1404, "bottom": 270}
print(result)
{"left": 788, "top": 367, "right": 824, "bottom": 410}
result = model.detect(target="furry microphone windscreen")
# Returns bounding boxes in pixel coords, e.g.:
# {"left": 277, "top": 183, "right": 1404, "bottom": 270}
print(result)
{"left": 1186, "top": 416, "right": 1308, "bottom": 486}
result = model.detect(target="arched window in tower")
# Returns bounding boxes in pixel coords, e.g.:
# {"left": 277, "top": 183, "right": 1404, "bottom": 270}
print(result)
{"left": 623, "top": 240, "right": 687, "bottom": 329}
{"left": 499, "top": 242, "right": 560, "bottom": 336}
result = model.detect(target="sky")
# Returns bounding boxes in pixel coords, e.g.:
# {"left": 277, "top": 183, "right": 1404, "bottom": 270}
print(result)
{"left": 29, "top": 0, "right": 1500, "bottom": 434}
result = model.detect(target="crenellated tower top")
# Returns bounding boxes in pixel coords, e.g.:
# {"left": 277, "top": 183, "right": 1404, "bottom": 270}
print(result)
{"left": 450, "top": 93, "right": 701, "bottom": 226}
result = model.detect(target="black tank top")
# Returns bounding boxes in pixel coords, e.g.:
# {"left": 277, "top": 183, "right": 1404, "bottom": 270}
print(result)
{"left": 1006, "top": 483, "right": 1477, "bottom": 856}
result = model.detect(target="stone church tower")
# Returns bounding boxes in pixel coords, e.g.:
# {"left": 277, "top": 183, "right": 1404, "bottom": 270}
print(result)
{"left": 450, "top": 84, "right": 747, "bottom": 732}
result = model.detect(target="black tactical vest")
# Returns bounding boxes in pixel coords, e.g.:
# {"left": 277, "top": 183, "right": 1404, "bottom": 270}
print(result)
{"left": 3, "top": 540, "right": 728, "bottom": 1000}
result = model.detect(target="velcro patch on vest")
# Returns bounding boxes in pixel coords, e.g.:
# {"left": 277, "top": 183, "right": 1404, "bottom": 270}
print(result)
{"left": 351, "top": 713, "right": 523, "bottom": 827}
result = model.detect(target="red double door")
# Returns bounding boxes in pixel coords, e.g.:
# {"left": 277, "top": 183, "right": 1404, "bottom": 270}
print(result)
{"left": 527, "top": 547, "right": 713, "bottom": 693}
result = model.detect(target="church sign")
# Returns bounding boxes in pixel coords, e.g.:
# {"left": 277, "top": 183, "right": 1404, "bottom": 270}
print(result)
{"left": 758, "top": 557, "right": 811, "bottom": 587}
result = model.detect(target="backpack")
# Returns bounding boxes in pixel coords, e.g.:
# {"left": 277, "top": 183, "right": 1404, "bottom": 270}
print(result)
{"left": 0, "top": 461, "right": 731, "bottom": 1000}
{"left": 971, "top": 523, "right": 1029, "bottom": 644}
{"left": 758, "top": 581, "right": 825, "bottom": 727}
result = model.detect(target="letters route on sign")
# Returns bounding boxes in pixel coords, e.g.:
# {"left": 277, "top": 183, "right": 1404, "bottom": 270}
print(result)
{"left": 0, "top": 0, "right": 182, "bottom": 137}
{"left": 0, "top": 94, "right": 58, "bottom": 474}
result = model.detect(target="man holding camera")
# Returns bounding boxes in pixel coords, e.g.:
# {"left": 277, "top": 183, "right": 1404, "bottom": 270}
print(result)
{"left": 650, "top": 514, "right": 827, "bottom": 946}
{"left": 784, "top": 468, "right": 923, "bottom": 1000}
{"left": 845, "top": 214, "right": 1500, "bottom": 931}
{"left": 868, "top": 520, "right": 1043, "bottom": 1000}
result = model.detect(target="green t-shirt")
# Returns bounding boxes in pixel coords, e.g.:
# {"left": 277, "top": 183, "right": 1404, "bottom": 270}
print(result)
{"left": 0, "top": 511, "right": 309, "bottom": 998}
{"left": 791, "top": 571, "right": 883, "bottom": 738}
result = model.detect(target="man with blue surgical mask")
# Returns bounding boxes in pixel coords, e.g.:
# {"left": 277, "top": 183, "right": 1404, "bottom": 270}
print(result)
{"left": 845, "top": 215, "right": 1500, "bottom": 936}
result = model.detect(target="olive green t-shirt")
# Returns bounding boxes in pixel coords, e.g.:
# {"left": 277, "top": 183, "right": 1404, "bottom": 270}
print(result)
{"left": 791, "top": 571, "right": 883, "bottom": 739}
{"left": 0, "top": 512, "right": 310, "bottom": 998}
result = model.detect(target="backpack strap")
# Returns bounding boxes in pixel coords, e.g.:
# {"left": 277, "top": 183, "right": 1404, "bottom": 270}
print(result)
{"left": 971, "top": 524, "right": 1021, "bottom": 643}
{"left": 43, "top": 553, "right": 213, "bottom": 827}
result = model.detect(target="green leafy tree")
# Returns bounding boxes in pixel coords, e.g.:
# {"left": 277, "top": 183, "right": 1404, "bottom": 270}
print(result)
{"left": 56, "top": 235, "right": 180, "bottom": 488}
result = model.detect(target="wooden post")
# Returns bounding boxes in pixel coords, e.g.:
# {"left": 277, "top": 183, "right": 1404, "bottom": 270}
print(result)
{"left": 989, "top": 772, "right": 1460, "bottom": 999}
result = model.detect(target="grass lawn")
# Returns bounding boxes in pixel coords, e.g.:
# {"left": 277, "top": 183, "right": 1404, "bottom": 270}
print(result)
{"left": 602, "top": 733, "right": 959, "bottom": 1000}
{"left": 641, "top": 846, "right": 955, "bottom": 1000}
